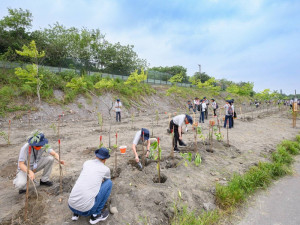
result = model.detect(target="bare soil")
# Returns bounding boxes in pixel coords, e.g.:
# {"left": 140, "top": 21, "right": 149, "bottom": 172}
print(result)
{"left": 0, "top": 93, "right": 299, "bottom": 225}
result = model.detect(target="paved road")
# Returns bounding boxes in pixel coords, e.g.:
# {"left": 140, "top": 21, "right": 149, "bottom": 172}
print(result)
{"left": 238, "top": 157, "right": 300, "bottom": 225}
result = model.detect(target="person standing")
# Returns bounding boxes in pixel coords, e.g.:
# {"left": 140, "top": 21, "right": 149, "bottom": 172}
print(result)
{"left": 193, "top": 97, "right": 200, "bottom": 113}
{"left": 169, "top": 114, "right": 193, "bottom": 153}
{"left": 13, "top": 132, "right": 65, "bottom": 194}
{"left": 68, "top": 148, "right": 112, "bottom": 224}
{"left": 224, "top": 100, "right": 233, "bottom": 128}
{"left": 187, "top": 100, "right": 193, "bottom": 112}
{"left": 230, "top": 99, "right": 235, "bottom": 128}
{"left": 211, "top": 99, "right": 217, "bottom": 117}
{"left": 203, "top": 97, "right": 209, "bottom": 119}
{"left": 199, "top": 100, "right": 206, "bottom": 123}
{"left": 114, "top": 99, "right": 122, "bottom": 122}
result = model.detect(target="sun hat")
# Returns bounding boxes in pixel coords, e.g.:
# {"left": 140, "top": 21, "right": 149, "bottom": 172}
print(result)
{"left": 28, "top": 133, "right": 48, "bottom": 146}
{"left": 141, "top": 128, "right": 150, "bottom": 140}
{"left": 95, "top": 147, "right": 110, "bottom": 159}
{"left": 185, "top": 114, "right": 193, "bottom": 125}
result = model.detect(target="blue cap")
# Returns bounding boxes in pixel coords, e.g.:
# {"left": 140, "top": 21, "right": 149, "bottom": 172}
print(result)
{"left": 95, "top": 147, "right": 110, "bottom": 159}
{"left": 28, "top": 133, "right": 48, "bottom": 146}
{"left": 117, "top": 99, "right": 120, "bottom": 101}
{"left": 141, "top": 128, "right": 150, "bottom": 140}
{"left": 185, "top": 114, "right": 193, "bottom": 125}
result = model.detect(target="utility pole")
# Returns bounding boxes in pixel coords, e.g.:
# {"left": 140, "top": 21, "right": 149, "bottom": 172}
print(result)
{"left": 198, "top": 64, "right": 201, "bottom": 82}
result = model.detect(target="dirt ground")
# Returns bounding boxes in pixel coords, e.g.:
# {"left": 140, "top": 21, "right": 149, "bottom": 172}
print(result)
{"left": 0, "top": 95, "right": 299, "bottom": 225}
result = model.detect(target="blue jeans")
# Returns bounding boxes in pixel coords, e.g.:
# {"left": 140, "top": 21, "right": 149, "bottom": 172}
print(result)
{"left": 224, "top": 115, "right": 232, "bottom": 128}
{"left": 199, "top": 111, "right": 205, "bottom": 122}
{"left": 116, "top": 112, "right": 121, "bottom": 122}
{"left": 69, "top": 179, "right": 112, "bottom": 216}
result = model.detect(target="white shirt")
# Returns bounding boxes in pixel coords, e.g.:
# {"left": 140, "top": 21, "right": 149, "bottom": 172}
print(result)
{"left": 115, "top": 101, "right": 122, "bottom": 112}
{"left": 133, "top": 130, "right": 142, "bottom": 145}
{"left": 201, "top": 103, "right": 206, "bottom": 112}
{"left": 173, "top": 114, "right": 186, "bottom": 127}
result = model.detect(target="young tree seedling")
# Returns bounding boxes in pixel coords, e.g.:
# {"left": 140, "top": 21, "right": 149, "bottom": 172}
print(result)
{"left": 97, "top": 112, "right": 103, "bottom": 132}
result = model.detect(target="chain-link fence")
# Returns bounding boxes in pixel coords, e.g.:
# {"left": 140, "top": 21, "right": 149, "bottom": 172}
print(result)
{"left": 0, "top": 61, "right": 193, "bottom": 87}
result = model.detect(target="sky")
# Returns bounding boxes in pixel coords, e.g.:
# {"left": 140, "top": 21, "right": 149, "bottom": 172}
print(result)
{"left": 1, "top": 0, "right": 299, "bottom": 94}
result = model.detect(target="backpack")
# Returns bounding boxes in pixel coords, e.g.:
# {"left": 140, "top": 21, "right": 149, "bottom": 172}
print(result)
{"left": 216, "top": 103, "right": 219, "bottom": 109}
{"left": 228, "top": 106, "right": 233, "bottom": 115}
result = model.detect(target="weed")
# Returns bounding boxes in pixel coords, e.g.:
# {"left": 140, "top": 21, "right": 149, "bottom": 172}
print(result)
{"left": 0, "top": 131, "right": 10, "bottom": 144}
{"left": 178, "top": 152, "right": 193, "bottom": 167}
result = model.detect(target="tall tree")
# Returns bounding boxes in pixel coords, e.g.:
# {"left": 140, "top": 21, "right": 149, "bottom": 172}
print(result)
{"left": 0, "top": 8, "right": 32, "bottom": 61}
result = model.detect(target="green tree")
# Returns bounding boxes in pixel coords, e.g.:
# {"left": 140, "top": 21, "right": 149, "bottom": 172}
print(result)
{"left": 197, "top": 77, "right": 221, "bottom": 95}
{"left": 124, "top": 69, "right": 147, "bottom": 85}
{"left": 15, "top": 40, "right": 45, "bottom": 106}
{"left": 189, "top": 72, "right": 211, "bottom": 85}
{"left": 150, "top": 65, "right": 188, "bottom": 82}
{"left": 0, "top": 8, "right": 32, "bottom": 61}
{"left": 169, "top": 72, "right": 183, "bottom": 85}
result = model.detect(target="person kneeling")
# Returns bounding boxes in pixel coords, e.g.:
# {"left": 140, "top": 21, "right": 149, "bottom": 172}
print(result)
{"left": 68, "top": 148, "right": 112, "bottom": 224}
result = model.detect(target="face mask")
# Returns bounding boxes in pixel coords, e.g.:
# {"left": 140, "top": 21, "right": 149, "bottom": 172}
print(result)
{"left": 34, "top": 146, "right": 42, "bottom": 150}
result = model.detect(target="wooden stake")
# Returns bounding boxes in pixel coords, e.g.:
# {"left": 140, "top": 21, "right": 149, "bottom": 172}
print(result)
{"left": 240, "top": 107, "right": 243, "bottom": 121}
{"left": 115, "top": 132, "right": 118, "bottom": 171}
{"left": 226, "top": 120, "right": 229, "bottom": 146}
{"left": 24, "top": 146, "right": 32, "bottom": 221}
{"left": 157, "top": 137, "right": 161, "bottom": 183}
{"left": 58, "top": 139, "right": 62, "bottom": 194}
{"left": 8, "top": 120, "right": 11, "bottom": 145}
{"left": 99, "top": 135, "right": 102, "bottom": 147}
{"left": 142, "top": 131, "right": 145, "bottom": 167}
{"left": 194, "top": 125, "right": 197, "bottom": 154}
{"left": 58, "top": 115, "right": 61, "bottom": 139}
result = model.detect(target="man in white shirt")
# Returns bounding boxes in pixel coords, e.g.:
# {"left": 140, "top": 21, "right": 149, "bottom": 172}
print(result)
{"left": 132, "top": 128, "right": 151, "bottom": 163}
{"left": 114, "top": 99, "right": 122, "bottom": 122}
{"left": 68, "top": 148, "right": 112, "bottom": 224}
{"left": 199, "top": 99, "right": 206, "bottom": 123}
{"left": 169, "top": 114, "right": 193, "bottom": 153}
{"left": 203, "top": 97, "right": 209, "bottom": 119}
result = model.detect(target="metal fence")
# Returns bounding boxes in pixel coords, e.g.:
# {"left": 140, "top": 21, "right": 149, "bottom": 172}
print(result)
{"left": 0, "top": 61, "right": 193, "bottom": 87}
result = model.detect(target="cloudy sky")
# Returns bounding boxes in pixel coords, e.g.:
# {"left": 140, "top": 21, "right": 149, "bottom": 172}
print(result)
{"left": 1, "top": 0, "right": 299, "bottom": 94}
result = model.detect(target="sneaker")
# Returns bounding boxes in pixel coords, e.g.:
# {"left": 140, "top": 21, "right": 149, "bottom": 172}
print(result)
{"left": 40, "top": 180, "right": 53, "bottom": 186}
{"left": 72, "top": 213, "right": 79, "bottom": 221}
{"left": 174, "top": 148, "right": 180, "bottom": 153}
{"left": 89, "top": 210, "right": 109, "bottom": 224}
{"left": 179, "top": 142, "right": 187, "bottom": 147}
{"left": 19, "top": 189, "right": 26, "bottom": 194}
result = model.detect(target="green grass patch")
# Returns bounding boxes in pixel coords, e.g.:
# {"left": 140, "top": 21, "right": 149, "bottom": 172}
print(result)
{"left": 216, "top": 139, "right": 300, "bottom": 210}
{"left": 171, "top": 205, "right": 220, "bottom": 225}
{"left": 172, "top": 137, "right": 300, "bottom": 224}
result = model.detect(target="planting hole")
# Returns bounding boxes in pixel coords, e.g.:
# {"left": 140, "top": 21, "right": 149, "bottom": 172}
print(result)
{"left": 153, "top": 173, "right": 167, "bottom": 183}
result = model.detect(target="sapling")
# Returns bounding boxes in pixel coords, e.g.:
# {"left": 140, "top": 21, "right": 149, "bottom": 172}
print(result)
{"left": 131, "top": 112, "right": 134, "bottom": 129}
{"left": 213, "top": 126, "right": 223, "bottom": 141}
{"left": 49, "top": 123, "right": 57, "bottom": 135}
{"left": 155, "top": 109, "right": 159, "bottom": 125}
{"left": 97, "top": 112, "right": 103, "bottom": 131}
{"left": 194, "top": 153, "right": 202, "bottom": 167}
{"left": 177, "top": 152, "right": 193, "bottom": 167}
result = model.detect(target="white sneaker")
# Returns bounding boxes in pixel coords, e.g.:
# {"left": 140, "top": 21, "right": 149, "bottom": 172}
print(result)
{"left": 72, "top": 213, "right": 79, "bottom": 221}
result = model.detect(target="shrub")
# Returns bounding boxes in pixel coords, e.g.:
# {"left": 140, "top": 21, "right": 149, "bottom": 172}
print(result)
{"left": 271, "top": 146, "right": 293, "bottom": 165}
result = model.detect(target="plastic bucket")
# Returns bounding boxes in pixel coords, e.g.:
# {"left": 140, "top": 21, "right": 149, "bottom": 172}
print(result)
{"left": 119, "top": 146, "right": 127, "bottom": 154}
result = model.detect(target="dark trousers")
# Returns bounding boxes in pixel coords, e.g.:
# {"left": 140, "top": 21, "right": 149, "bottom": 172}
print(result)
{"left": 116, "top": 112, "right": 121, "bottom": 122}
{"left": 205, "top": 109, "right": 208, "bottom": 119}
{"left": 169, "top": 120, "right": 184, "bottom": 149}
{"left": 213, "top": 109, "right": 216, "bottom": 116}
{"left": 224, "top": 115, "right": 232, "bottom": 128}
{"left": 199, "top": 111, "right": 205, "bottom": 122}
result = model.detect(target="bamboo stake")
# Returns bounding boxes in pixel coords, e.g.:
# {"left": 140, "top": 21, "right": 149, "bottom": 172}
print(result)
{"left": 58, "top": 115, "right": 61, "bottom": 139}
{"left": 226, "top": 120, "right": 229, "bottom": 146}
{"left": 58, "top": 139, "right": 62, "bottom": 194}
{"left": 24, "top": 146, "right": 32, "bottom": 221}
{"left": 157, "top": 137, "right": 161, "bottom": 183}
{"left": 115, "top": 132, "right": 118, "bottom": 171}
{"left": 142, "top": 131, "right": 145, "bottom": 167}
{"left": 28, "top": 110, "right": 31, "bottom": 126}
{"left": 8, "top": 120, "right": 11, "bottom": 144}
{"left": 194, "top": 124, "right": 197, "bottom": 154}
